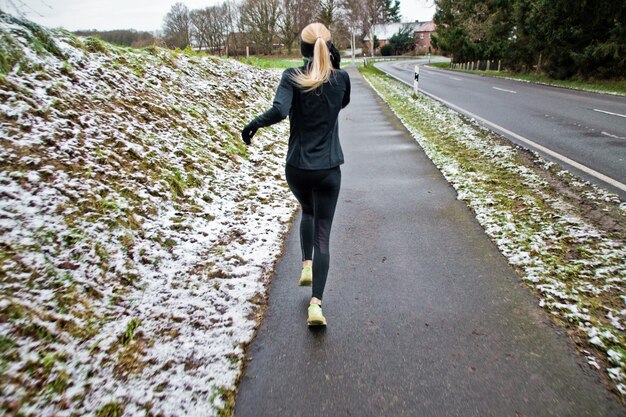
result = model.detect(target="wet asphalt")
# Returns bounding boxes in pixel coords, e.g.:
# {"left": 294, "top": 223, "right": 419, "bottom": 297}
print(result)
{"left": 234, "top": 67, "right": 625, "bottom": 417}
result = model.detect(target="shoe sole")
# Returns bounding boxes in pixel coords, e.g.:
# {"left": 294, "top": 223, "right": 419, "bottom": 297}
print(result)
{"left": 307, "top": 317, "right": 327, "bottom": 326}
{"left": 299, "top": 278, "right": 312, "bottom": 286}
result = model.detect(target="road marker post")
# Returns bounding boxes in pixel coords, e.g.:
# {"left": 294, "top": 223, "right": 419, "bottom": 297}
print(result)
{"left": 414, "top": 65, "right": 420, "bottom": 94}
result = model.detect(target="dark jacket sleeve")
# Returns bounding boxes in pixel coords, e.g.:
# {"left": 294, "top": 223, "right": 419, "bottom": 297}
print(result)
{"left": 341, "top": 72, "right": 351, "bottom": 109}
{"left": 251, "top": 70, "right": 293, "bottom": 128}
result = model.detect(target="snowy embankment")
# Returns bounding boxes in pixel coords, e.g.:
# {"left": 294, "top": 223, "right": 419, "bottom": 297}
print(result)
{"left": 361, "top": 68, "right": 626, "bottom": 397}
{"left": 0, "top": 14, "right": 296, "bottom": 417}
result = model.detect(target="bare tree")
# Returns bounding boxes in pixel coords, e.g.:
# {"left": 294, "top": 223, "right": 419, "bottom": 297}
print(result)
{"left": 191, "top": 4, "right": 232, "bottom": 54}
{"left": 340, "top": 0, "right": 365, "bottom": 30}
{"left": 339, "top": 0, "right": 365, "bottom": 58}
{"left": 362, "top": 0, "right": 385, "bottom": 56}
{"left": 163, "top": 2, "right": 191, "bottom": 49}
{"left": 223, "top": 0, "right": 239, "bottom": 55}
{"left": 277, "top": 0, "right": 317, "bottom": 54}
{"left": 239, "top": 0, "right": 280, "bottom": 55}
{"left": 190, "top": 8, "right": 210, "bottom": 51}
{"left": 277, "top": 0, "right": 298, "bottom": 54}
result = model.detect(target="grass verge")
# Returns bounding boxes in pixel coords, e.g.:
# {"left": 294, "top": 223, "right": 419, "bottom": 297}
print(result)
{"left": 428, "top": 63, "right": 626, "bottom": 96}
{"left": 237, "top": 56, "right": 302, "bottom": 69}
{"left": 360, "top": 64, "right": 626, "bottom": 398}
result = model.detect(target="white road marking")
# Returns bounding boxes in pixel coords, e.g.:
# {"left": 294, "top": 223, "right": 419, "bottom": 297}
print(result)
{"left": 449, "top": 76, "right": 462, "bottom": 81}
{"left": 493, "top": 86, "right": 517, "bottom": 94}
{"left": 375, "top": 68, "right": 626, "bottom": 193}
{"left": 593, "top": 108, "right": 626, "bottom": 119}
{"left": 601, "top": 131, "right": 626, "bottom": 139}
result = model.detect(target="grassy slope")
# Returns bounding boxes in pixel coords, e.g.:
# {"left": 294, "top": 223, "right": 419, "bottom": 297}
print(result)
{"left": 1, "top": 13, "right": 296, "bottom": 417}
{"left": 360, "top": 65, "right": 626, "bottom": 399}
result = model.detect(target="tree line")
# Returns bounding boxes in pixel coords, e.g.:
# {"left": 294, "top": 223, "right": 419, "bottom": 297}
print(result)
{"left": 162, "top": 0, "right": 403, "bottom": 56}
{"left": 433, "top": 0, "right": 626, "bottom": 80}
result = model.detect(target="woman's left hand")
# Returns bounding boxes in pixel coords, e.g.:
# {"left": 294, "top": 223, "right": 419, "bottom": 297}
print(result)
{"left": 329, "top": 43, "right": 341, "bottom": 69}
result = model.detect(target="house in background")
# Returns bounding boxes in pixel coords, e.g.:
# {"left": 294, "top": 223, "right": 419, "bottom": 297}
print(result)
{"left": 363, "top": 21, "right": 436, "bottom": 55}
{"left": 413, "top": 21, "right": 436, "bottom": 53}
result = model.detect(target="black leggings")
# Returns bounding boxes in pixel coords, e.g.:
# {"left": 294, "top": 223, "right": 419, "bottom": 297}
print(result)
{"left": 285, "top": 164, "right": 341, "bottom": 300}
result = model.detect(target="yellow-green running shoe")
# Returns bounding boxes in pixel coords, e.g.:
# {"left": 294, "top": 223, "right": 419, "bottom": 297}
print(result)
{"left": 307, "top": 303, "right": 327, "bottom": 326}
{"left": 299, "top": 265, "right": 312, "bottom": 286}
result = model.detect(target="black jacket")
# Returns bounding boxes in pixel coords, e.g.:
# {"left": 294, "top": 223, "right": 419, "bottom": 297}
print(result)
{"left": 250, "top": 66, "right": 351, "bottom": 170}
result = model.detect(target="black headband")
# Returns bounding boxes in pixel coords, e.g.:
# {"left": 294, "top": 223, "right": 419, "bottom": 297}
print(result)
{"left": 300, "top": 39, "right": 331, "bottom": 58}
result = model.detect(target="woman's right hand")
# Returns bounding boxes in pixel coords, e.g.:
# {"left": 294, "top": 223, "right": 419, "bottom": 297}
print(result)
{"left": 241, "top": 123, "right": 258, "bottom": 145}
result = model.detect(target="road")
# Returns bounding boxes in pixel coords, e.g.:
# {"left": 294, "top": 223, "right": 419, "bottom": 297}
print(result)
{"left": 374, "top": 59, "right": 626, "bottom": 199}
{"left": 234, "top": 67, "right": 624, "bottom": 417}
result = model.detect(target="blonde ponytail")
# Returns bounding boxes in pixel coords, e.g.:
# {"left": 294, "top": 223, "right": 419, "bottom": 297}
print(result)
{"left": 292, "top": 23, "right": 334, "bottom": 92}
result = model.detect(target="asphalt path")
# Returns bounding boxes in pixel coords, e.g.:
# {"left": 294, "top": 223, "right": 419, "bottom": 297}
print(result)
{"left": 234, "top": 67, "right": 624, "bottom": 417}
{"left": 374, "top": 60, "right": 626, "bottom": 199}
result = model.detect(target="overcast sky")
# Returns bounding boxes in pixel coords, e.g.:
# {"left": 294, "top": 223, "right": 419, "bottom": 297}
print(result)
{"left": 9, "top": 0, "right": 436, "bottom": 32}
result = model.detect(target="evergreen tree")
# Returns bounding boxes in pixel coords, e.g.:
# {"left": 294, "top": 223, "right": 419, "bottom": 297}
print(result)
{"left": 433, "top": 0, "right": 625, "bottom": 80}
{"left": 388, "top": 25, "right": 414, "bottom": 54}
{"left": 383, "top": 0, "right": 401, "bottom": 23}
{"left": 318, "top": 0, "right": 339, "bottom": 27}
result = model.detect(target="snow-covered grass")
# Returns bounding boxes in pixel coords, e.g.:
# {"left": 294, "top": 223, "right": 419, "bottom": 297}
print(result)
{"left": 1, "top": 13, "right": 296, "bottom": 417}
{"left": 360, "top": 66, "right": 626, "bottom": 398}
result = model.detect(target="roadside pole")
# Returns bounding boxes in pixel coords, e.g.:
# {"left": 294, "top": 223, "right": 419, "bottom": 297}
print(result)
{"left": 351, "top": 28, "right": 356, "bottom": 66}
{"left": 414, "top": 65, "right": 420, "bottom": 94}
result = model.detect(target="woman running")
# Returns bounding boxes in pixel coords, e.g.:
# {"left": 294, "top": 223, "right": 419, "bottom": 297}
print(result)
{"left": 241, "top": 22, "right": 350, "bottom": 326}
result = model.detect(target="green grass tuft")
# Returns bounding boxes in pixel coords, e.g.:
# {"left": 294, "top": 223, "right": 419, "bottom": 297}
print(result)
{"left": 119, "top": 318, "right": 140, "bottom": 345}
{"left": 0, "top": 32, "right": 23, "bottom": 74}
{"left": 96, "top": 401, "right": 124, "bottom": 417}
{"left": 165, "top": 168, "right": 187, "bottom": 197}
{"left": 84, "top": 36, "right": 110, "bottom": 54}
{"left": 212, "top": 386, "right": 236, "bottom": 417}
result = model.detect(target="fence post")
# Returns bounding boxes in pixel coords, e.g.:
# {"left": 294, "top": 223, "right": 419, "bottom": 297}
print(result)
{"left": 246, "top": 46, "right": 250, "bottom": 63}
{"left": 498, "top": 60, "right": 501, "bottom": 72}
{"left": 487, "top": 60, "right": 490, "bottom": 71}
{"left": 477, "top": 60, "right": 480, "bottom": 71}
{"left": 537, "top": 53, "right": 542, "bottom": 73}
{"left": 414, "top": 65, "right": 420, "bottom": 94}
